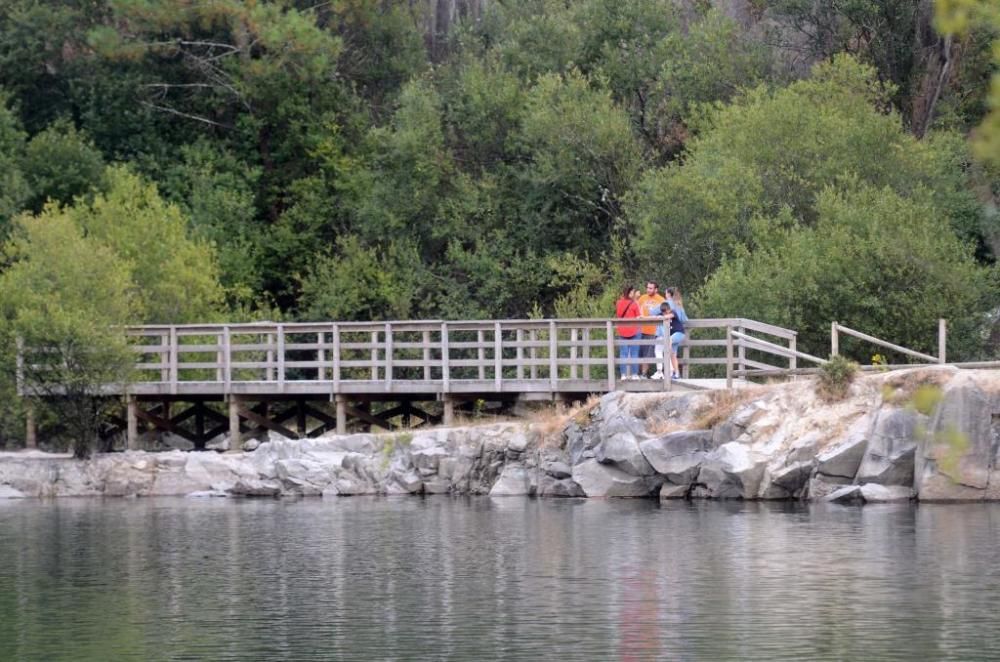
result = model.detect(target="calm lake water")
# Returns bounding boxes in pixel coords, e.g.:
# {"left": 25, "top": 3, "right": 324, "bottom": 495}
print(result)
{"left": 2, "top": 497, "right": 999, "bottom": 661}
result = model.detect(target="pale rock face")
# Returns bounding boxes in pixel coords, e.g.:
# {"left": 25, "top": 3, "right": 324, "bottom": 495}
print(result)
{"left": 572, "top": 459, "right": 661, "bottom": 497}
{"left": 594, "top": 432, "right": 655, "bottom": 476}
{"left": 8, "top": 367, "right": 1000, "bottom": 502}
{"left": 638, "top": 431, "right": 714, "bottom": 484}
{"left": 856, "top": 408, "right": 920, "bottom": 486}
{"left": 489, "top": 464, "right": 531, "bottom": 496}
{"left": 914, "top": 378, "right": 994, "bottom": 499}
{"left": 696, "top": 442, "right": 768, "bottom": 499}
{"left": 815, "top": 417, "right": 870, "bottom": 480}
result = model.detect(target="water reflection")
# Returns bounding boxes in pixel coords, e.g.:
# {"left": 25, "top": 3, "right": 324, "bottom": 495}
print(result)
{"left": 1, "top": 498, "right": 1000, "bottom": 660}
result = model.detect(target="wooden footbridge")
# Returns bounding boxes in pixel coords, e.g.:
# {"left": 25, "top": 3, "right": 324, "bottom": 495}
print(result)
{"left": 17, "top": 317, "right": 957, "bottom": 450}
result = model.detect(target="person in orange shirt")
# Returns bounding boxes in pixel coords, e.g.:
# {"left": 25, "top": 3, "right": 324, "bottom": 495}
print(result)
{"left": 636, "top": 281, "right": 665, "bottom": 378}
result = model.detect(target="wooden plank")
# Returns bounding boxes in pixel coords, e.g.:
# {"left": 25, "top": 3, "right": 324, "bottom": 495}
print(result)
{"left": 732, "top": 332, "right": 827, "bottom": 365}
{"left": 385, "top": 322, "right": 393, "bottom": 391}
{"left": 548, "top": 321, "right": 557, "bottom": 390}
{"left": 423, "top": 330, "right": 431, "bottom": 381}
{"left": 606, "top": 321, "right": 614, "bottom": 391}
{"left": 477, "top": 329, "right": 485, "bottom": 380}
{"left": 317, "top": 332, "right": 325, "bottom": 381}
{"left": 169, "top": 327, "right": 178, "bottom": 395}
{"left": 277, "top": 324, "right": 286, "bottom": 391}
{"left": 570, "top": 328, "right": 578, "bottom": 380}
{"left": 494, "top": 322, "right": 502, "bottom": 390}
{"left": 833, "top": 324, "right": 938, "bottom": 363}
{"left": 370, "top": 331, "right": 379, "bottom": 381}
{"left": 332, "top": 323, "right": 341, "bottom": 390}
{"left": 441, "top": 323, "right": 450, "bottom": 392}
{"left": 516, "top": 329, "right": 524, "bottom": 380}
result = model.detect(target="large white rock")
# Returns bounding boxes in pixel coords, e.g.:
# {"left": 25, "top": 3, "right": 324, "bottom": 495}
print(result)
{"left": 815, "top": 418, "right": 870, "bottom": 480}
{"left": 489, "top": 465, "right": 531, "bottom": 496}
{"left": 594, "top": 432, "right": 655, "bottom": 476}
{"left": 856, "top": 408, "right": 919, "bottom": 486}
{"left": 571, "top": 459, "right": 660, "bottom": 497}
{"left": 696, "top": 442, "right": 768, "bottom": 499}
{"left": 639, "top": 430, "right": 713, "bottom": 484}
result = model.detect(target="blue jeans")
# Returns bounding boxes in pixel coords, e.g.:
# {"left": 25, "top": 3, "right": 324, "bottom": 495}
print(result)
{"left": 618, "top": 337, "right": 639, "bottom": 377}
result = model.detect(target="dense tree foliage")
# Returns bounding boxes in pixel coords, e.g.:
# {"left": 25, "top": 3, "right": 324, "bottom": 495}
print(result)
{"left": 0, "top": 0, "right": 999, "bottom": 446}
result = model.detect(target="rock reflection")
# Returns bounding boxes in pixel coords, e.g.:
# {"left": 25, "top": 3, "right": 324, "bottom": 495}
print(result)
{"left": 1, "top": 499, "right": 1000, "bottom": 660}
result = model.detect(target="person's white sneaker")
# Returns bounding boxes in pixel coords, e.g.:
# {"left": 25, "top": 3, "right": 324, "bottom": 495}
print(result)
{"left": 651, "top": 371, "right": 663, "bottom": 380}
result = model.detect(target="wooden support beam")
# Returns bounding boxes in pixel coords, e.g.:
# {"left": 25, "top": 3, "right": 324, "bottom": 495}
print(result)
{"left": 443, "top": 397, "right": 455, "bottom": 426}
{"left": 336, "top": 395, "right": 347, "bottom": 435}
{"left": 25, "top": 403, "right": 37, "bottom": 450}
{"left": 342, "top": 403, "right": 393, "bottom": 432}
{"left": 297, "top": 399, "right": 307, "bottom": 436}
{"left": 127, "top": 396, "right": 139, "bottom": 450}
{"left": 237, "top": 405, "right": 299, "bottom": 440}
{"left": 134, "top": 406, "right": 199, "bottom": 443}
{"left": 228, "top": 397, "right": 241, "bottom": 452}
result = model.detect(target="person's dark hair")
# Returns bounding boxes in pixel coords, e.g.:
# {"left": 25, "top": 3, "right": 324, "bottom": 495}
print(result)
{"left": 621, "top": 286, "right": 633, "bottom": 298}
{"left": 660, "top": 302, "right": 671, "bottom": 313}
{"left": 646, "top": 281, "right": 657, "bottom": 289}
{"left": 666, "top": 287, "right": 676, "bottom": 297}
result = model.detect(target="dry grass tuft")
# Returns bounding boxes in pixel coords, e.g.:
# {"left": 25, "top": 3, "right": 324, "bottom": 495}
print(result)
{"left": 690, "top": 388, "right": 757, "bottom": 431}
{"left": 528, "top": 395, "right": 601, "bottom": 449}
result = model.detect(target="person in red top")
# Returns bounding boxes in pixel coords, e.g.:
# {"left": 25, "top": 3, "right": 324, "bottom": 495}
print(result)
{"left": 615, "top": 286, "right": 641, "bottom": 379}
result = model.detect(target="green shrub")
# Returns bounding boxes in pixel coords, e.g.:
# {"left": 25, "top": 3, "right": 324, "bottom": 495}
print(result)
{"left": 817, "top": 355, "right": 859, "bottom": 402}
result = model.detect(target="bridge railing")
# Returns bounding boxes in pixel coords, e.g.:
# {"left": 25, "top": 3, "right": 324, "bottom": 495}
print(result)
{"left": 96, "top": 318, "right": 802, "bottom": 395}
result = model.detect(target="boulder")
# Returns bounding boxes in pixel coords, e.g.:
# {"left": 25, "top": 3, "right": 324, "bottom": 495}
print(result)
{"left": 815, "top": 419, "right": 870, "bottom": 480}
{"left": 758, "top": 461, "right": 812, "bottom": 499}
{"left": 544, "top": 461, "right": 572, "bottom": 479}
{"left": 659, "top": 483, "right": 689, "bottom": 499}
{"left": 806, "top": 474, "right": 852, "bottom": 500}
{"left": 696, "top": 442, "right": 767, "bottom": 499}
{"left": 423, "top": 479, "right": 452, "bottom": 494}
{"left": 489, "top": 465, "right": 531, "bottom": 496}
{"left": 392, "top": 470, "right": 424, "bottom": 494}
{"left": 594, "top": 432, "right": 655, "bottom": 476}
{"left": 538, "top": 476, "right": 585, "bottom": 498}
{"left": 825, "top": 485, "right": 863, "bottom": 504}
{"left": 859, "top": 483, "right": 914, "bottom": 503}
{"left": 639, "top": 430, "right": 713, "bottom": 484}
{"left": 915, "top": 380, "right": 993, "bottom": 499}
{"left": 228, "top": 478, "right": 281, "bottom": 497}
{"left": 855, "top": 409, "right": 920, "bottom": 486}
{"left": 0, "top": 485, "right": 26, "bottom": 498}
{"left": 572, "top": 459, "right": 661, "bottom": 498}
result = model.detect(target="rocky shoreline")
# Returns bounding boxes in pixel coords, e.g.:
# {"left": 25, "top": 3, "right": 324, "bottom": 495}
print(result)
{"left": 2, "top": 366, "right": 999, "bottom": 502}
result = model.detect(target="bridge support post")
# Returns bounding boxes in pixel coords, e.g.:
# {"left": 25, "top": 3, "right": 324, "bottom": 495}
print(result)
{"left": 335, "top": 395, "right": 347, "bottom": 435}
{"left": 443, "top": 397, "right": 455, "bottom": 426}
{"left": 126, "top": 396, "right": 139, "bottom": 451}
{"left": 25, "top": 402, "right": 37, "bottom": 449}
{"left": 228, "top": 396, "right": 241, "bottom": 453}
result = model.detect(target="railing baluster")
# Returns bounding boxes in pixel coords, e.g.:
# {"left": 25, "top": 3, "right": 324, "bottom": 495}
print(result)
{"left": 570, "top": 328, "right": 578, "bottom": 380}
{"left": 317, "top": 332, "right": 325, "bottom": 381}
{"left": 277, "top": 324, "right": 285, "bottom": 391}
{"left": 370, "top": 330, "right": 378, "bottom": 381}
{"left": 477, "top": 329, "right": 485, "bottom": 381}
{"left": 582, "top": 327, "right": 590, "bottom": 381}
{"left": 605, "top": 321, "right": 615, "bottom": 390}
{"left": 332, "top": 323, "right": 341, "bottom": 391}
{"left": 423, "top": 330, "right": 431, "bottom": 381}
{"left": 169, "top": 326, "right": 178, "bottom": 395}
{"left": 441, "top": 322, "right": 450, "bottom": 392}
{"left": 494, "top": 321, "right": 502, "bottom": 390}
{"left": 516, "top": 328, "right": 524, "bottom": 380}
{"left": 548, "top": 320, "right": 557, "bottom": 390}
{"left": 385, "top": 322, "right": 393, "bottom": 391}
{"left": 223, "top": 326, "right": 231, "bottom": 391}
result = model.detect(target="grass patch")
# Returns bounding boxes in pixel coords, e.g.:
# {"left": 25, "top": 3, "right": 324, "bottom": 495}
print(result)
{"left": 691, "top": 388, "right": 757, "bottom": 431}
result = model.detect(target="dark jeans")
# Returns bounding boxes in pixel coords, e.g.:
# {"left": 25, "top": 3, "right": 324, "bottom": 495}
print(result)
{"left": 639, "top": 333, "right": 656, "bottom": 373}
